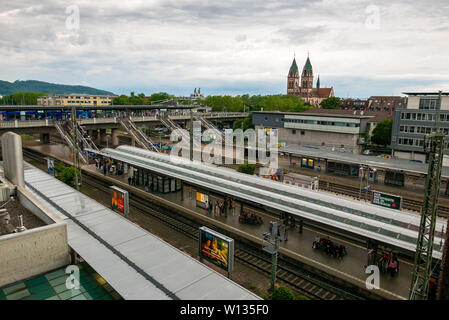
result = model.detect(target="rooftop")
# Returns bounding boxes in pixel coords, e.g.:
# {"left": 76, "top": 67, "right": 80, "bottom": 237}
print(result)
{"left": 403, "top": 92, "right": 449, "bottom": 96}
{"left": 0, "top": 262, "right": 122, "bottom": 300}
{"left": 280, "top": 144, "right": 449, "bottom": 178}
{"left": 0, "top": 199, "right": 46, "bottom": 236}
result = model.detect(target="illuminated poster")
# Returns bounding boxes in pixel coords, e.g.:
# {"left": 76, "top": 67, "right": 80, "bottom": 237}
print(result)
{"left": 110, "top": 186, "right": 129, "bottom": 217}
{"left": 196, "top": 191, "right": 209, "bottom": 209}
{"left": 198, "top": 226, "right": 234, "bottom": 278}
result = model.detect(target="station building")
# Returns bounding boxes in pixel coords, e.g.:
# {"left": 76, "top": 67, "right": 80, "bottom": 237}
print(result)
{"left": 252, "top": 111, "right": 372, "bottom": 154}
{"left": 37, "top": 94, "right": 117, "bottom": 106}
{"left": 390, "top": 92, "right": 449, "bottom": 165}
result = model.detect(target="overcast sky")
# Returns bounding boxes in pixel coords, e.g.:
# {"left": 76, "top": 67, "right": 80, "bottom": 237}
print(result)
{"left": 1, "top": 0, "right": 449, "bottom": 97}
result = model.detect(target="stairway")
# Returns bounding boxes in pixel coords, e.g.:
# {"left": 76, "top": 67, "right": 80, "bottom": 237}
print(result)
{"left": 120, "top": 118, "right": 160, "bottom": 152}
{"left": 195, "top": 115, "right": 224, "bottom": 142}
{"left": 54, "top": 121, "right": 88, "bottom": 164}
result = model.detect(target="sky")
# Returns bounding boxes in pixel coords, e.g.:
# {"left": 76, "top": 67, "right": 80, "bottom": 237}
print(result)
{"left": 1, "top": 0, "right": 449, "bottom": 98}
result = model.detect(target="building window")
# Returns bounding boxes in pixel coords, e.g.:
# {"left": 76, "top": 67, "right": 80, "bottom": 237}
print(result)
{"left": 292, "top": 129, "right": 296, "bottom": 134}
{"left": 300, "top": 130, "right": 305, "bottom": 135}
{"left": 419, "top": 98, "right": 438, "bottom": 110}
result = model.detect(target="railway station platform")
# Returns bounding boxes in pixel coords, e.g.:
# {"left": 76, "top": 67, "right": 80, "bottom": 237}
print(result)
{"left": 22, "top": 160, "right": 260, "bottom": 300}
{"left": 25, "top": 144, "right": 415, "bottom": 300}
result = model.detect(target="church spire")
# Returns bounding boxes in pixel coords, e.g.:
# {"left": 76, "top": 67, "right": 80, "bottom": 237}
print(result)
{"left": 288, "top": 57, "right": 298, "bottom": 76}
{"left": 316, "top": 75, "right": 320, "bottom": 89}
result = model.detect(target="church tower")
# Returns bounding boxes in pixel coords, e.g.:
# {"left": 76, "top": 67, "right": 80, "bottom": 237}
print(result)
{"left": 287, "top": 57, "right": 299, "bottom": 95}
{"left": 301, "top": 55, "right": 314, "bottom": 93}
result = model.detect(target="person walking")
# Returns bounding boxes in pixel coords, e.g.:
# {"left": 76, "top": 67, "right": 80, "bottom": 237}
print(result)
{"left": 208, "top": 201, "right": 212, "bottom": 215}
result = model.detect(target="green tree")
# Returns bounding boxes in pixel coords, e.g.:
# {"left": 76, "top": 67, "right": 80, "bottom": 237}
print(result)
{"left": 320, "top": 96, "right": 341, "bottom": 109}
{"left": 0, "top": 92, "right": 46, "bottom": 105}
{"left": 271, "top": 286, "right": 294, "bottom": 300}
{"left": 236, "top": 163, "right": 256, "bottom": 175}
{"left": 233, "top": 114, "right": 254, "bottom": 131}
{"left": 59, "top": 166, "right": 81, "bottom": 188}
{"left": 371, "top": 119, "right": 393, "bottom": 146}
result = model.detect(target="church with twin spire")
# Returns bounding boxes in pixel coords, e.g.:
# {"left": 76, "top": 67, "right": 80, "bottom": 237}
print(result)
{"left": 287, "top": 54, "right": 334, "bottom": 107}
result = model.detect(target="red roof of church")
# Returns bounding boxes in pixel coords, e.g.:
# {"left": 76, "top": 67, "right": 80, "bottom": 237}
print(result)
{"left": 311, "top": 88, "right": 333, "bottom": 98}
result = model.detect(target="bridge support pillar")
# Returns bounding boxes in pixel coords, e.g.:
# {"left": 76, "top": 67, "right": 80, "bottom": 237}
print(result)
{"left": 111, "top": 129, "right": 119, "bottom": 147}
{"left": 92, "top": 129, "right": 100, "bottom": 145}
{"left": 99, "top": 129, "right": 107, "bottom": 146}
{"left": 40, "top": 133, "right": 50, "bottom": 144}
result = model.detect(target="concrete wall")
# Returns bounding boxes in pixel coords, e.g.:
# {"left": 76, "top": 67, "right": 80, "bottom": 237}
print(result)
{"left": 0, "top": 223, "right": 69, "bottom": 287}
{"left": 273, "top": 126, "right": 360, "bottom": 153}
{"left": 0, "top": 185, "right": 70, "bottom": 287}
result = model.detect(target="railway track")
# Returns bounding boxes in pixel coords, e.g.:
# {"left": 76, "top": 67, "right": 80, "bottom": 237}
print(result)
{"left": 319, "top": 180, "right": 449, "bottom": 218}
{"left": 23, "top": 148, "right": 367, "bottom": 301}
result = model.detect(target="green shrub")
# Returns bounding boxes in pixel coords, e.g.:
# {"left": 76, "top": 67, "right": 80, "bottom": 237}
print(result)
{"left": 59, "top": 166, "right": 80, "bottom": 187}
{"left": 271, "top": 286, "right": 294, "bottom": 300}
{"left": 237, "top": 163, "right": 256, "bottom": 175}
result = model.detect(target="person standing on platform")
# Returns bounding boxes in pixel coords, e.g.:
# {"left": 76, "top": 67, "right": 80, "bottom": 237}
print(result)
{"left": 283, "top": 224, "right": 288, "bottom": 241}
{"left": 128, "top": 176, "right": 131, "bottom": 185}
{"left": 208, "top": 201, "right": 212, "bottom": 215}
{"left": 205, "top": 201, "right": 209, "bottom": 214}
{"left": 150, "top": 181, "right": 154, "bottom": 192}
{"left": 145, "top": 180, "right": 149, "bottom": 192}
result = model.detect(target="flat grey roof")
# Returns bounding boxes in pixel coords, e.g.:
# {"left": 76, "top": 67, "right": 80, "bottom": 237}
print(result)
{"left": 90, "top": 146, "right": 445, "bottom": 259}
{"left": 0, "top": 105, "right": 195, "bottom": 111}
{"left": 253, "top": 111, "right": 372, "bottom": 119}
{"left": 280, "top": 145, "right": 449, "bottom": 178}
{"left": 22, "top": 162, "right": 259, "bottom": 300}
{"left": 403, "top": 92, "right": 449, "bottom": 96}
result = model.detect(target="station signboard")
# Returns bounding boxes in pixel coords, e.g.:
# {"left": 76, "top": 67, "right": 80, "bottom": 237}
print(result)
{"left": 198, "top": 226, "right": 234, "bottom": 278}
{"left": 371, "top": 191, "right": 402, "bottom": 210}
{"left": 45, "top": 157, "right": 55, "bottom": 176}
{"left": 110, "top": 186, "right": 129, "bottom": 217}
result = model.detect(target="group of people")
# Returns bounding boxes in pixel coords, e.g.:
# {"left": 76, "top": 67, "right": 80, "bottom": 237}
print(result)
{"left": 313, "top": 236, "right": 347, "bottom": 259}
{"left": 97, "top": 159, "right": 124, "bottom": 176}
{"left": 377, "top": 250, "right": 400, "bottom": 277}
{"left": 205, "top": 199, "right": 233, "bottom": 216}
{"left": 239, "top": 212, "right": 263, "bottom": 225}
{"left": 366, "top": 242, "right": 400, "bottom": 277}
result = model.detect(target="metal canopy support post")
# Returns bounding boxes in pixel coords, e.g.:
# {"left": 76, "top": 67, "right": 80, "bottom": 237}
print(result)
{"left": 190, "top": 109, "right": 193, "bottom": 161}
{"left": 71, "top": 105, "right": 81, "bottom": 190}
{"left": 263, "top": 221, "right": 280, "bottom": 293}
{"left": 410, "top": 91, "right": 445, "bottom": 300}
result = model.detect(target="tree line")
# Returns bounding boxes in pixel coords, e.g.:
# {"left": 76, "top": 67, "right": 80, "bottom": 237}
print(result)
{"left": 0, "top": 92, "right": 46, "bottom": 105}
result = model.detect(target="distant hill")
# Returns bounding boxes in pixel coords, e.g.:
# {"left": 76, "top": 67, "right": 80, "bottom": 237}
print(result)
{"left": 0, "top": 80, "right": 114, "bottom": 95}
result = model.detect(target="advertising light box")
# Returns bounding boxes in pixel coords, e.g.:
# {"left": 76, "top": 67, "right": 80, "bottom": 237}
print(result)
{"left": 371, "top": 191, "right": 402, "bottom": 210}
{"left": 198, "top": 226, "right": 234, "bottom": 278}
{"left": 110, "top": 186, "right": 129, "bottom": 218}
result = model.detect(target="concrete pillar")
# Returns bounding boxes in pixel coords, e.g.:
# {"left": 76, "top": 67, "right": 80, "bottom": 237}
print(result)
{"left": 99, "top": 129, "right": 107, "bottom": 145}
{"left": 40, "top": 133, "right": 50, "bottom": 144}
{"left": 111, "top": 129, "right": 119, "bottom": 147}
{"left": 92, "top": 129, "right": 100, "bottom": 145}
{"left": 1, "top": 132, "right": 25, "bottom": 187}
